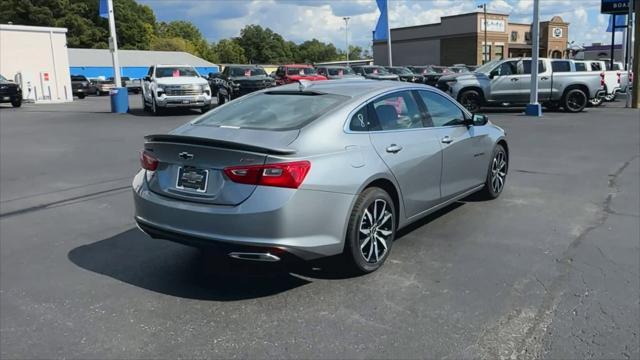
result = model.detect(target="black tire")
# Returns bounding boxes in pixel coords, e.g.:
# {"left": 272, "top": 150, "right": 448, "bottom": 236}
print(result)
{"left": 201, "top": 104, "right": 211, "bottom": 113}
{"left": 589, "top": 97, "right": 603, "bottom": 107}
{"left": 217, "top": 92, "right": 229, "bottom": 106}
{"left": 458, "top": 89, "right": 482, "bottom": 113}
{"left": 345, "top": 187, "right": 396, "bottom": 273}
{"left": 78, "top": 93, "right": 85, "bottom": 99}
{"left": 142, "top": 93, "right": 149, "bottom": 112}
{"left": 562, "top": 88, "right": 587, "bottom": 113}
{"left": 11, "top": 99, "right": 21, "bottom": 108}
{"left": 476, "top": 144, "right": 508, "bottom": 200}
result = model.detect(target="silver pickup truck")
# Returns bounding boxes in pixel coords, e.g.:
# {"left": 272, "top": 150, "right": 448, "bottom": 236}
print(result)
{"left": 437, "top": 58, "right": 605, "bottom": 113}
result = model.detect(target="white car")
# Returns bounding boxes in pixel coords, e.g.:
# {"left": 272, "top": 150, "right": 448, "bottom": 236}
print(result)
{"left": 141, "top": 65, "right": 212, "bottom": 115}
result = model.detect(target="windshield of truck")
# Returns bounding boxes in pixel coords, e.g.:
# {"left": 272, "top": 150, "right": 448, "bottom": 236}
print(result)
{"left": 287, "top": 67, "right": 317, "bottom": 75}
{"left": 363, "top": 67, "right": 389, "bottom": 75}
{"left": 474, "top": 60, "right": 501, "bottom": 74}
{"left": 230, "top": 67, "right": 267, "bottom": 77}
{"left": 156, "top": 66, "right": 199, "bottom": 78}
{"left": 327, "top": 67, "right": 355, "bottom": 76}
{"left": 388, "top": 67, "right": 412, "bottom": 75}
{"left": 193, "top": 92, "right": 349, "bottom": 130}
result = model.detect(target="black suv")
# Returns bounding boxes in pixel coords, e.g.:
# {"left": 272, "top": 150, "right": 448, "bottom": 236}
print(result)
{"left": 71, "top": 75, "right": 90, "bottom": 99}
{"left": 407, "top": 65, "right": 452, "bottom": 86}
{"left": 207, "top": 65, "right": 275, "bottom": 105}
{"left": 0, "top": 74, "right": 22, "bottom": 107}
{"left": 351, "top": 65, "right": 399, "bottom": 81}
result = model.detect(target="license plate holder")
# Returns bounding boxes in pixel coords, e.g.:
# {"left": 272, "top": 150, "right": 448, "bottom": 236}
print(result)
{"left": 176, "top": 167, "right": 208, "bottom": 192}
{"left": 182, "top": 99, "right": 191, "bottom": 104}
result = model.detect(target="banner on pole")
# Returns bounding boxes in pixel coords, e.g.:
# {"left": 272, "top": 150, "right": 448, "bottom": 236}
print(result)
{"left": 373, "top": 0, "right": 388, "bottom": 41}
{"left": 99, "top": 0, "right": 109, "bottom": 18}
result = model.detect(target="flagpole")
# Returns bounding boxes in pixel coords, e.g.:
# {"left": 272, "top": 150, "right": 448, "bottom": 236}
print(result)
{"left": 107, "top": 0, "right": 122, "bottom": 87}
{"left": 386, "top": 0, "right": 392, "bottom": 66}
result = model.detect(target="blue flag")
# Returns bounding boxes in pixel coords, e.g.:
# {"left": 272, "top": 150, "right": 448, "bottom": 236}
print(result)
{"left": 99, "top": 0, "right": 109, "bottom": 18}
{"left": 606, "top": 15, "right": 626, "bottom": 32}
{"left": 373, "top": 0, "right": 388, "bottom": 41}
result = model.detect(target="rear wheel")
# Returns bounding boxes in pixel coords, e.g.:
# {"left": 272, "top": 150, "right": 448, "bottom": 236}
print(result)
{"left": 217, "top": 92, "right": 229, "bottom": 106}
{"left": 78, "top": 93, "right": 85, "bottom": 99}
{"left": 458, "top": 90, "right": 482, "bottom": 113}
{"left": 201, "top": 104, "right": 211, "bottom": 113}
{"left": 589, "top": 96, "right": 603, "bottom": 107}
{"left": 345, "top": 187, "right": 396, "bottom": 273}
{"left": 477, "top": 144, "right": 508, "bottom": 199}
{"left": 604, "top": 93, "right": 616, "bottom": 102}
{"left": 11, "top": 99, "right": 21, "bottom": 107}
{"left": 563, "top": 88, "right": 587, "bottom": 113}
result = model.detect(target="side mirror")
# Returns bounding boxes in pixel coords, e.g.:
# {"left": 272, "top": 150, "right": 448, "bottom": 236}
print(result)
{"left": 472, "top": 114, "right": 488, "bottom": 126}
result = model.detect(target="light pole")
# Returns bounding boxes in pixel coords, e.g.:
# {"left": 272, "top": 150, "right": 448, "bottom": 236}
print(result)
{"left": 478, "top": 3, "right": 488, "bottom": 64}
{"left": 525, "top": 0, "right": 542, "bottom": 116}
{"left": 343, "top": 17, "right": 350, "bottom": 64}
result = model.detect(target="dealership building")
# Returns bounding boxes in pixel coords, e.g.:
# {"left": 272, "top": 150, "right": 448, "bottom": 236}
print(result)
{"left": 68, "top": 48, "right": 219, "bottom": 79}
{"left": 373, "top": 12, "right": 569, "bottom": 66}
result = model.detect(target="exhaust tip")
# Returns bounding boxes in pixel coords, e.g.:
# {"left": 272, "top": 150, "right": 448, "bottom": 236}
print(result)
{"left": 228, "top": 252, "right": 281, "bottom": 262}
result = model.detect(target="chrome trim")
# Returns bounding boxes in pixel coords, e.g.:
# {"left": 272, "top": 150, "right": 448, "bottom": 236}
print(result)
{"left": 228, "top": 252, "right": 281, "bottom": 262}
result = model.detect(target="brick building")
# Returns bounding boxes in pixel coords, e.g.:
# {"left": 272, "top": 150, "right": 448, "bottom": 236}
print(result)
{"left": 373, "top": 12, "right": 570, "bottom": 66}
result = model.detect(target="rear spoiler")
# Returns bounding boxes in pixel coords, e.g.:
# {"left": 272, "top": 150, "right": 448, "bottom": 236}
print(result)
{"left": 144, "top": 134, "right": 297, "bottom": 155}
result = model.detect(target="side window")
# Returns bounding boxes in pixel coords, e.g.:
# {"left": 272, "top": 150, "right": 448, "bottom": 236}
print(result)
{"left": 590, "top": 62, "right": 602, "bottom": 71}
{"left": 521, "top": 60, "right": 546, "bottom": 74}
{"left": 349, "top": 106, "right": 371, "bottom": 131}
{"left": 494, "top": 61, "right": 517, "bottom": 76}
{"left": 418, "top": 91, "right": 465, "bottom": 127}
{"left": 574, "top": 62, "right": 587, "bottom": 71}
{"left": 371, "top": 91, "right": 424, "bottom": 131}
{"left": 551, "top": 61, "right": 571, "bottom": 72}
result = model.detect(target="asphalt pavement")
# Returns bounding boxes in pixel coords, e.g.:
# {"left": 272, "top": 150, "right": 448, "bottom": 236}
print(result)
{"left": 1, "top": 95, "right": 638, "bottom": 359}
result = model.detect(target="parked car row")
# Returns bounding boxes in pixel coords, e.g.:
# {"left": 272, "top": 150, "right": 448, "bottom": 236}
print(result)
{"left": 69, "top": 75, "right": 143, "bottom": 100}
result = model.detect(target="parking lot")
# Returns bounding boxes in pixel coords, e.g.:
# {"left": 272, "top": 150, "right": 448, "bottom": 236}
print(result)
{"left": 1, "top": 95, "right": 638, "bottom": 359}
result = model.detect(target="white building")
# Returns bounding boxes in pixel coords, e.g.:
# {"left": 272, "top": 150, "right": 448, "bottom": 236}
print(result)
{"left": 0, "top": 24, "right": 72, "bottom": 103}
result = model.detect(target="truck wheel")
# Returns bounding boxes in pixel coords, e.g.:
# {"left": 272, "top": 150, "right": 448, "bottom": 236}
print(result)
{"left": 201, "top": 105, "right": 211, "bottom": 113}
{"left": 11, "top": 99, "right": 21, "bottom": 108}
{"left": 563, "top": 88, "right": 587, "bottom": 113}
{"left": 604, "top": 93, "right": 616, "bottom": 102}
{"left": 589, "top": 97, "right": 603, "bottom": 107}
{"left": 458, "top": 90, "right": 482, "bottom": 113}
{"left": 217, "top": 92, "right": 229, "bottom": 106}
{"left": 78, "top": 94, "right": 85, "bottom": 99}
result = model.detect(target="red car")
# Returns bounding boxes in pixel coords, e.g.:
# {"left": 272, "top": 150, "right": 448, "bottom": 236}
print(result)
{"left": 274, "top": 64, "right": 327, "bottom": 85}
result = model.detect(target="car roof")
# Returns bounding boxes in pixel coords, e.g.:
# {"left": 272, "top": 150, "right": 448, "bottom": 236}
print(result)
{"left": 284, "top": 64, "right": 313, "bottom": 67}
{"left": 272, "top": 79, "right": 429, "bottom": 99}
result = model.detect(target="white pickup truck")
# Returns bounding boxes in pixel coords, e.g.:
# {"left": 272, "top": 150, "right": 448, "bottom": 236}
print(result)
{"left": 574, "top": 60, "right": 631, "bottom": 103}
{"left": 141, "top": 64, "right": 212, "bottom": 115}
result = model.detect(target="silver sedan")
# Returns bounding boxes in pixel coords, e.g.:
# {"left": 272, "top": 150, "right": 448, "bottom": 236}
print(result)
{"left": 133, "top": 80, "right": 508, "bottom": 273}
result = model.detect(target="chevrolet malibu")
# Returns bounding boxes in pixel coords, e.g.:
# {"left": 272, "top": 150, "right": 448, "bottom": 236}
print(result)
{"left": 133, "top": 80, "right": 508, "bottom": 273}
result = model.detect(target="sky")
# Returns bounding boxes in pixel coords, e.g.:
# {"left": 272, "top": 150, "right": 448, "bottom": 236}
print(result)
{"left": 139, "top": 0, "right": 625, "bottom": 51}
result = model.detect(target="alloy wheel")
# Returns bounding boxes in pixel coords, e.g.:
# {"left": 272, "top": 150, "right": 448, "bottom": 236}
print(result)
{"left": 566, "top": 91, "right": 586, "bottom": 112}
{"left": 491, "top": 150, "right": 507, "bottom": 194}
{"left": 358, "top": 199, "right": 393, "bottom": 264}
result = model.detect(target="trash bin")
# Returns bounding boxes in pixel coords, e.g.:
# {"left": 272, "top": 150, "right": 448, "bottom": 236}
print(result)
{"left": 110, "top": 87, "right": 129, "bottom": 113}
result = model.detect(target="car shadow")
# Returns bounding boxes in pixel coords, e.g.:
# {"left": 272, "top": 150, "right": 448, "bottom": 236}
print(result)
{"left": 68, "top": 200, "right": 478, "bottom": 301}
{"left": 127, "top": 107, "right": 203, "bottom": 117}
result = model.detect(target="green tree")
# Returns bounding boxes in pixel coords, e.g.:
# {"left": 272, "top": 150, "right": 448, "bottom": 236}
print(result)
{"left": 158, "top": 21, "right": 202, "bottom": 43}
{"left": 296, "top": 39, "right": 340, "bottom": 63}
{"left": 214, "top": 39, "right": 246, "bottom": 64}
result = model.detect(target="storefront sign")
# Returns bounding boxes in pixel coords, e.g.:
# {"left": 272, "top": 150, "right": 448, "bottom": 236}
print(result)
{"left": 601, "top": 0, "right": 629, "bottom": 14}
{"left": 480, "top": 19, "right": 506, "bottom": 32}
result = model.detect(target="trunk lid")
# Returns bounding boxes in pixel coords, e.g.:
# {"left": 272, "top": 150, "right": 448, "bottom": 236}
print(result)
{"left": 143, "top": 126, "right": 298, "bottom": 206}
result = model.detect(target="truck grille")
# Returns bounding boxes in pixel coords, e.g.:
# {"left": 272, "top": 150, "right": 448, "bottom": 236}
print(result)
{"left": 165, "top": 89, "right": 201, "bottom": 96}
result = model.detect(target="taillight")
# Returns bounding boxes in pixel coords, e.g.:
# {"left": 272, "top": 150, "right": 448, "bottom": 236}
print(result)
{"left": 224, "top": 161, "right": 311, "bottom": 189}
{"left": 600, "top": 72, "right": 605, "bottom": 87}
{"left": 140, "top": 150, "right": 158, "bottom": 171}
{"left": 617, "top": 72, "right": 621, "bottom": 84}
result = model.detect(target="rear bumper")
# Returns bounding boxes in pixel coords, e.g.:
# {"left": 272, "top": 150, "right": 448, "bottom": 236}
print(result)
{"left": 0, "top": 93, "right": 20, "bottom": 102}
{"left": 132, "top": 170, "right": 355, "bottom": 260}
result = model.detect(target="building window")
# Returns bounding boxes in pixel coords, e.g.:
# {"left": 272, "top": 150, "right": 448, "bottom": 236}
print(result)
{"left": 510, "top": 31, "right": 518, "bottom": 42}
{"left": 495, "top": 45, "right": 504, "bottom": 60}
{"left": 524, "top": 32, "right": 531, "bottom": 42}
{"left": 482, "top": 45, "right": 492, "bottom": 64}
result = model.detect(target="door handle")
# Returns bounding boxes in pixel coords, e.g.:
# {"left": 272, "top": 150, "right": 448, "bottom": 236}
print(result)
{"left": 541, "top": 76, "right": 549, "bottom": 80}
{"left": 386, "top": 144, "right": 403, "bottom": 153}
{"left": 510, "top": 78, "right": 519, "bottom": 82}
{"left": 441, "top": 136, "right": 454, "bottom": 144}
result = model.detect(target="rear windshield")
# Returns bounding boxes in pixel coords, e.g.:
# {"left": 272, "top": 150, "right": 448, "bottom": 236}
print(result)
{"left": 193, "top": 92, "right": 349, "bottom": 130}
{"left": 71, "top": 75, "right": 87, "bottom": 81}
{"left": 363, "top": 67, "right": 388, "bottom": 74}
